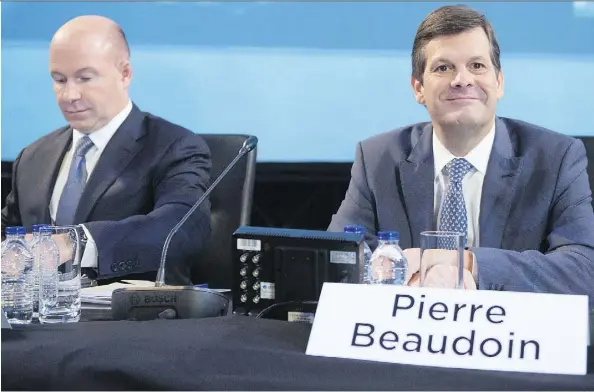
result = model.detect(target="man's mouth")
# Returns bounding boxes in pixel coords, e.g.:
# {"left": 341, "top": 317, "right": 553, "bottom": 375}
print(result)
{"left": 446, "top": 97, "right": 479, "bottom": 101}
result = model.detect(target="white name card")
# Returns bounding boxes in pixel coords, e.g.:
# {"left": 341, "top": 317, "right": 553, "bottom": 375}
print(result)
{"left": 306, "top": 283, "right": 589, "bottom": 375}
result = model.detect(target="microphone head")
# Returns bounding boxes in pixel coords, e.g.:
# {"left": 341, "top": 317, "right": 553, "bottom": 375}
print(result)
{"left": 242, "top": 136, "right": 258, "bottom": 152}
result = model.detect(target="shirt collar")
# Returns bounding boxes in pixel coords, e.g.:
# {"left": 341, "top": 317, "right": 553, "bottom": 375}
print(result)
{"left": 72, "top": 100, "right": 133, "bottom": 151}
{"left": 433, "top": 122, "right": 496, "bottom": 179}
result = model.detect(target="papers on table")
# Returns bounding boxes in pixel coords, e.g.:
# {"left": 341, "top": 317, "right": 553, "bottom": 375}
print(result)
{"left": 81, "top": 280, "right": 155, "bottom": 307}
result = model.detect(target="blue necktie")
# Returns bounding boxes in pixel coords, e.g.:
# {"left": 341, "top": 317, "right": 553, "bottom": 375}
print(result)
{"left": 438, "top": 158, "right": 473, "bottom": 247}
{"left": 55, "top": 136, "right": 95, "bottom": 225}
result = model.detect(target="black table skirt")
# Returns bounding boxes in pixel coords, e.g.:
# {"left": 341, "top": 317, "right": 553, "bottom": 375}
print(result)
{"left": 2, "top": 316, "right": 593, "bottom": 391}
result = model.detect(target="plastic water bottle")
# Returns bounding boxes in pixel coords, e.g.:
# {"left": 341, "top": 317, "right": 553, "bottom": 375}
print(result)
{"left": 344, "top": 225, "right": 373, "bottom": 284}
{"left": 369, "top": 231, "right": 408, "bottom": 285}
{"left": 37, "top": 227, "right": 60, "bottom": 324}
{"left": 29, "top": 224, "right": 50, "bottom": 318}
{"left": 1, "top": 226, "right": 34, "bottom": 324}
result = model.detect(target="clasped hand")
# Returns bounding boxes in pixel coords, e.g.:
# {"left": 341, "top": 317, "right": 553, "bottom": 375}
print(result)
{"left": 24, "top": 233, "right": 75, "bottom": 265}
{"left": 401, "top": 248, "right": 477, "bottom": 290}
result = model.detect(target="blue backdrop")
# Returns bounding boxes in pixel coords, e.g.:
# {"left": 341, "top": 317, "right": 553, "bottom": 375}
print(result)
{"left": 2, "top": 2, "right": 593, "bottom": 162}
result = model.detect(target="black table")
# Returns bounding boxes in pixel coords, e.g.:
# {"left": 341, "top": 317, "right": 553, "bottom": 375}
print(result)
{"left": 2, "top": 316, "right": 593, "bottom": 390}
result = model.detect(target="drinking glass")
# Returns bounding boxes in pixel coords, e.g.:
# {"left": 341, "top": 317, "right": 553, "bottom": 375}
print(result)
{"left": 38, "top": 225, "right": 81, "bottom": 323}
{"left": 419, "top": 231, "right": 465, "bottom": 289}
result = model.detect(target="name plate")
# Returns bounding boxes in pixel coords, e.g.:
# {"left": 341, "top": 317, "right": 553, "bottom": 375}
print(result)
{"left": 306, "top": 283, "right": 589, "bottom": 375}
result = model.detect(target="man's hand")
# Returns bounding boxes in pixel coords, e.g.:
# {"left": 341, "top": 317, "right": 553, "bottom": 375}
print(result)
{"left": 52, "top": 233, "right": 75, "bottom": 265}
{"left": 27, "top": 233, "right": 74, "bottom": 266}
{"left": 408, "top": 264, "right": 477, "bottom": 289}
{"left": 402, "top": 248, "right": 476, "bottom": 289}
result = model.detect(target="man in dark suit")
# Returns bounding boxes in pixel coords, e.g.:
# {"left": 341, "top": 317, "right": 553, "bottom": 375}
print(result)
{"left": 1, "top": 15, "right": 211, "bottom": 285}
{"left": 329, "top": 5, "right": 594, "bottom": 302}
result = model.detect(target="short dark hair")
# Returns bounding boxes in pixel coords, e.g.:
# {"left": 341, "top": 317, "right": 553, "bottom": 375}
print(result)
{"left": 411, "top": 5, "right": 501, "bottom": 84}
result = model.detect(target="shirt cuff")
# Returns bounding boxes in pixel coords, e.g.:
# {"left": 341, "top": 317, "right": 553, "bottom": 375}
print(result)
{"left": 80, "top": 224, "right": 98, "bottom": 269}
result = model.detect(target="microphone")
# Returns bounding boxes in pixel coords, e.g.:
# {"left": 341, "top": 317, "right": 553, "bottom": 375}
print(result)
{"left": 155, "top": 135, "right": 257, "bottom": 287}
{"left": 111, "top": 136, "right": 258, "bottom": 321}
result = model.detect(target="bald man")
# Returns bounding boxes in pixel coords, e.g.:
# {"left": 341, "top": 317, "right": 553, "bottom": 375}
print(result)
{"left": 1, "top": 16, "right": 212, "bottom": 286}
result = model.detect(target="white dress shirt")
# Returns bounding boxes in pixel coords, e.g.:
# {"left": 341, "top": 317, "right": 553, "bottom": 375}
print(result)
{"left": 49, "top": 100, "right": 133, "bottom": 268}
{"left": 433, "top": 125, "right": 496, "bottom": 248}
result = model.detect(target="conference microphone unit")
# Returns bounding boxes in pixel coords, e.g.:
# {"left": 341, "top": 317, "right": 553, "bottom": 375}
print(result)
{"left": 111, "top": 136, "right": 258, "bottom": 321}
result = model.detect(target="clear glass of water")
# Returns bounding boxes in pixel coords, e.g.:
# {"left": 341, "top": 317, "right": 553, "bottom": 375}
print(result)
{"left": 419, "top": 231, "right": 464, "bottom": 289}
{"left": 39, "top": 225, "right": 81, "bottom": 323}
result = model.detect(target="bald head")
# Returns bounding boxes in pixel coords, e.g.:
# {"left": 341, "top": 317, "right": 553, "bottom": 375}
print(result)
{"left": 52, "top": 15, "right": 130, "bottom": 63}
{"left": 49, "top": 15, "right": 133, "bottom": 133}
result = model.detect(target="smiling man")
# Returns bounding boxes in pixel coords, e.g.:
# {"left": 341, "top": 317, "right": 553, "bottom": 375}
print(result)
{"left": 2, "top": 16, "right": 212, "bottom": 285}
{"left": 328, "top": 5, "right": 594, "bottom": 302}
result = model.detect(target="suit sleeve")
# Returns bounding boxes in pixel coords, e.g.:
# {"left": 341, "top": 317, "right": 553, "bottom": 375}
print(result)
{"left": 328, "top": 142, "right": 378, "bottom": 246}
{"left": 1, "top": 149, "right": 24, "bottom": 233}
{"left": 84, "top": 133, "right": 211, "bottom": 284}
{"left": 473, "top": 139, "right": 594, "bottom": 305}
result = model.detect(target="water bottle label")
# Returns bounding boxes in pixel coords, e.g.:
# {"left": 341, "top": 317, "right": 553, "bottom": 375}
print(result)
{"left": 330, "top": 250, "right": 356, "bottom": 265}
{"left": 237, "top": 238, "right": 261, "bottom": 251}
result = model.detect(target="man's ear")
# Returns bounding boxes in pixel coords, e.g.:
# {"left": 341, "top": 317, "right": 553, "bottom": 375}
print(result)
{"left": 411, "top": 76, "right": 425, "bottom": 105}
{"left": 120, "top": 60, "right": 133, "bottom": 88}
{"left": 496, "top": 68, "right": 504, "bottom": 100}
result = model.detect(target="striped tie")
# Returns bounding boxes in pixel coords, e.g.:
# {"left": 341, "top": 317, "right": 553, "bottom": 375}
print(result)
{"left": 55, "top": 136, "right": 94, "bottom": 225}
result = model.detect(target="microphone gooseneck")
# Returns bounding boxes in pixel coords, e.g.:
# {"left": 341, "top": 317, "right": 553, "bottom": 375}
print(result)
{"left": 155, "top": 136, "right": 258, "bottom": 287}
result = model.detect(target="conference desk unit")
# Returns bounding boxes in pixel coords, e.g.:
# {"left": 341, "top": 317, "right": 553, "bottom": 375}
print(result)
{"left": 2, "top": 311, "right": 593, "bottom": 390}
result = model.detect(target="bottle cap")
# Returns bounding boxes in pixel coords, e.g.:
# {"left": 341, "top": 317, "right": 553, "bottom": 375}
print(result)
{"left": 378, "top": 231, "right": 399, "bottom": 241}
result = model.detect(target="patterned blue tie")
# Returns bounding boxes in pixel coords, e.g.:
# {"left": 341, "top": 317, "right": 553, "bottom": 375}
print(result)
{"left": 438, "top": 158, "right": 473, "bottom": 247}
{"left": 55, "top": 136, "right": 94, "bottom": 225}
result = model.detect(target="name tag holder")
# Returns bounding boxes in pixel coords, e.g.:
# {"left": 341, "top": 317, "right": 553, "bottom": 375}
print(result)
{"left": 306, "top": 283, "right": 589, "bottom": 375}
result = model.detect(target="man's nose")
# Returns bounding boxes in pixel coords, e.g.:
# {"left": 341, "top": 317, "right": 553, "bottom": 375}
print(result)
{"left": 450, "top": 68, "right": 474, "bottom": 88}
{"left": 61, "top": 82, "right": 82, "bottom": 101}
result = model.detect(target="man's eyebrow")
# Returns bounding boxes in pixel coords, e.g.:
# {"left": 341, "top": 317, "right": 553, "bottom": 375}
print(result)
{"left": 429, "top": 57, "right": 451, "bottom": 66}
{"left": 429, "top": 55, "right": 488, "bottom": 66}
{"left": 50, "top": 67, "right": 99, "bottom": 77}
{"left": 467, "top": 55, "right": 488, "bottom": 62}
{"left": 75, "top": 67, "right": 99, "bottom": 74}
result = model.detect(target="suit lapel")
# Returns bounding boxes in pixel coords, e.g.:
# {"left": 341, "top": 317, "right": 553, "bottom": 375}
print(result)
{"left": 399, "top": 124, "right": 434, "bottom": 247}
{"left": 74, "top": 106, "right": 147, "bottom": 223}
{"left": 38, "top": 128, "right": 72, "bottom": 224}
{"left": 479, "top": 118, "right": 523, "bottom": 248}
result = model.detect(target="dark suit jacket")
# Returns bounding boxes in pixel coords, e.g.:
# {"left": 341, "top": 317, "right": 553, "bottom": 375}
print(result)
{"left": 329, "top": 117, "right": 594, "bottom": 305}
{"left": 1, "top": 104, "right": 211, "bottom": 285}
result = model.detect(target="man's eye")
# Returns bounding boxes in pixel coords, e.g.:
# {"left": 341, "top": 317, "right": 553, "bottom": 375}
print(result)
{"left": 79, "top": 76, "right": 93, "bottom": 82}
{"left": 471, "top": 62, "right": 485, "bottom": 69}
{"left": 435, "top": 65, "right": 450, "bottom": 72}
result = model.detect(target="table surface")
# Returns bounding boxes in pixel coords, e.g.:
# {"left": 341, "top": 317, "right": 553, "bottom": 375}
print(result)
{"left": 2, "top": 315, "right": 593, "bottom": 391}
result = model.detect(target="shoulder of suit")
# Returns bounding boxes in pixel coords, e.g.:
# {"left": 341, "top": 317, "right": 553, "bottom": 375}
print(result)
{"left": 37, "top": 124, "right": 71, "bottom": 144}
{"left": 134, "top": 110, "right": 209, "bottom": 156}
{"left": 357, "top": 117, "right": 580, "bottom": 154}
{"left": 141, "top": 111, "right": 205, "bottom": 142}
{"left": 18, "top": 125, "right": 70, "bottom": 158}
{"left": 497, "top": 116, "right": 578, "bottom": 148}
{"left": 350, "top": 122, "right": 430, "bottom": 170}
{"left": 358, "top": 121, "right": 429, "bottom": 153}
